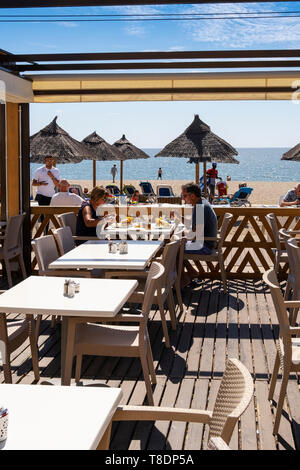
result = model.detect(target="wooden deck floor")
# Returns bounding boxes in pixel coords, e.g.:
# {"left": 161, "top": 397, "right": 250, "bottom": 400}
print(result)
{"left": 1, "top": 279, "right": 300, "bottom": 450}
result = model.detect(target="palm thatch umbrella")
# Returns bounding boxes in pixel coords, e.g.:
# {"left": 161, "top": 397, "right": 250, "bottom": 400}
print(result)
{"left": 113, "top": 134, "right": 150, "bottom": 192}
{"left": 30, "top": 116, "right": 96, "bottom": 166}
{"left": 155, "top": 114, "right": 238, "bottom": 197}
{"left": 82, "top": 131, "right": 124, "bottom": 187}
{"left": 281, "top": 143, "right": 300, "bottom": 162}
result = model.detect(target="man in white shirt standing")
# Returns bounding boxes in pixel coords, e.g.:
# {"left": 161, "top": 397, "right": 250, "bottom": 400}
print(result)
{"left": 32, "top": 156, "right": 61, "bottom": 206}
{"left": 50, "top": 179, "right": 84, "bottom": 206}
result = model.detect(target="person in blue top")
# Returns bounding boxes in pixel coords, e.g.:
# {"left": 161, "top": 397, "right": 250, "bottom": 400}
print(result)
{"left": 181, "top": 182, "right": 218, "bottom": 285}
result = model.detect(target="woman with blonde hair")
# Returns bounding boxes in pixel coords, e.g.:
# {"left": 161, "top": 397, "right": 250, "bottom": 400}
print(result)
{"left": 76, "top": 186, "right": 112, "bottom": 240}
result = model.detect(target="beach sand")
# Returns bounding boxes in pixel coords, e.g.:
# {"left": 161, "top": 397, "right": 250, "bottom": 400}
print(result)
{"left": 69, "top": 179, "right": 297, "bottom": 205}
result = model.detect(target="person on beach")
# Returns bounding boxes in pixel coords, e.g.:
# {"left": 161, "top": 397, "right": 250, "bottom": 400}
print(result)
{"left": 131, "top": 189, "right": 140, "bottom": 203}
{"left": 280, "top": 184, "right": 300, "bottom": 207}
{"left": 50, "top": 179, "right": 84, "bottom": 206}
{"left": 157, "top": 168, "right": 163, "bottom": 180}
{"left": 181, "top": 182, "right": 217, "bottom": 285}
{"left": 32, "top": 156, "right": 60, "bottom": 206}
{"left": 111, "top": 164, "right": 118, "bottom": 183}
{"left": 76, "top": 186, "right": 112, "bottom": 243}
{"left": 206, "top": 162, "right": 221, "bottom": 203}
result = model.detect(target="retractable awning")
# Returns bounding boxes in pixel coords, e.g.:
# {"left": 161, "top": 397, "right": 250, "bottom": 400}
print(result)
{"left": 28, "top": 71, "right": 300, "bottom": 103}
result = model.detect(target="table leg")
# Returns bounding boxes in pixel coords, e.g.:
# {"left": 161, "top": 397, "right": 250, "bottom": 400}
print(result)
{"left": 61, "top": 316, "right": 77, "bottom": 386}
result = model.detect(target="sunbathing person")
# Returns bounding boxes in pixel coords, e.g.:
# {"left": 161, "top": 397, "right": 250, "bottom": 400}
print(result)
{"left": 131, "top": 190, "right": 140, "bottom": 203}
{"left": 280, "top": 184, "right": 300, "bottom": 207}
{"left": 76, "top": 186, "right": 112, "bottom": 242}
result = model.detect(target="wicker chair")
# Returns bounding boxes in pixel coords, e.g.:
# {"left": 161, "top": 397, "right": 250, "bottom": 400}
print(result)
{"left": 32, "top": 235, "right": 93, "bottom": 336}
{"left": 278, "top": 229, "right": 300, "bottom": 324}
{"left": 285, "top": 238, "right": 300, "bottom": 325}
{"left": 57, "top": 212, "right": 100, "bottom": 241}
{"left": 57, "top": 212, "right": 77, "bottom": 235}
{"left": 104, "top": 358, "right": 253, "bottom": 450}
{"left": 0, "top": 213, "right": 27, "bottom": 288}
{"left": 183, "top": 212, "right": 232, "bottom": 292}
{"left": 263, "top": 268, "right": 300, "bottom": 435}
{"left": 105, "top": 240, "right": 180, "bottom": 348}
{"left": 73, "top": 262, "right": 165, "bottom": 406}
{"left": 0, "top": 291, "right": 39, "bottom": 383}
{"left": 266, "top": 213, "right": 289, "bottom": 273}
{"left": 52, "top": 226, "right": 75, "bottom": 256}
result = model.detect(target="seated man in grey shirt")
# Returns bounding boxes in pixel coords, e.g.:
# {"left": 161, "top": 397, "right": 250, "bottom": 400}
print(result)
{"left": 280, "top": 184, "right": 300, "bottom": 207}
{"left": 181, "top": 182, "right": 218, "bottom": 285}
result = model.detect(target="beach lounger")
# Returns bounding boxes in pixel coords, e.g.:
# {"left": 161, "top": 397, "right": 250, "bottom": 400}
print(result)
{"left": 139, "top": 181, "right": 156, "bottom": 203}
{"left": 213, "top": 187, "right": 253, "bottom": 207}
{"left": 123, "top": 184, "right": 136, "bottom": 197}
{"left": 69, "top": 184, "right": 87, "bottom": 199}
{"left": 105, "top": 184, "right": 121, "bottom": 196}
{"left": 156, "top": 184, "right": 175, "bottom": 197}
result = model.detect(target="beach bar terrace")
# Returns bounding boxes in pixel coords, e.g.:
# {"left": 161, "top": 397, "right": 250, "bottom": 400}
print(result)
{"left": 1, "top": 0, "right": 300, "bottom": 451}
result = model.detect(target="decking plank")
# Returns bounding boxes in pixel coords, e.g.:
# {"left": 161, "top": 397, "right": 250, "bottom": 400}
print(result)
{"left": 2, "top": 279, "right": 299, "bottom": 451}
{"left": 184, "top": 378, "right": 209, "bottom": 450}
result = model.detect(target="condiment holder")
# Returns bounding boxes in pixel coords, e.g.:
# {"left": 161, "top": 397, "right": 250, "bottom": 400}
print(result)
{"left": 64, "top": 279, "right": 80, "bottom": 298}
{"left": 0, "top": 406, "right": 8, "bottom": 442}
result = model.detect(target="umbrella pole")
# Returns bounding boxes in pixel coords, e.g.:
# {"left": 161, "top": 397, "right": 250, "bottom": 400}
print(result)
{"left": 93, "top": 160, "right": 96, "bottom": 188}
{"left": 195, "top": 162, "right": 199, "bottom": 184}
{"left": 203, "top": 161, "right": 207, "bottom": 199}
{"left": 120, "top": 160, "right": 123, "bottom": 194}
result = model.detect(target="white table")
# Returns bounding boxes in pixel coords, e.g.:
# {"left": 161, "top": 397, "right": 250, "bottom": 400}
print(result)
{"left": 0, "top": 276, "right": 138, "bottom": 386}
{"left": 105, "top": 221, "right": 175, "bottom": 240}
{"left": 0, "top": 383, "right": 122, "bottom": 450}
{"left": 49, "top": 239, "right": 163, "bottom": 271}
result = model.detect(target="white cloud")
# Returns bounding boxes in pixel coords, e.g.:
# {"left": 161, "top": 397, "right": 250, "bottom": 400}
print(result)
{"left": 123, "top": 24, "right": 145, "bottom": 37}
{"left": 179, "top": 3, "right": 300, "bottom": 47}
{"left": 57, "top": 21, "right": 79, "bottom": 28}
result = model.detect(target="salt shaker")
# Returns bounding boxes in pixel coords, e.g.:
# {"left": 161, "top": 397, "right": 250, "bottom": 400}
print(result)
{"left": 74, "top": 281, "right": 80, "bottom": 293}
{"left": 111, "top": 242, "right": 117, "bottom": 254}
{"left": 108, "top": 240, "right": 114, "bottom": 253}
{"left": 0, "top": 407, "right": 8, "bottom": 442}
{"left": 67, "top": 281, "right": 76, "bottom": 298}
{"left": 64, "top": 279, "right": 70, "bottom": 296}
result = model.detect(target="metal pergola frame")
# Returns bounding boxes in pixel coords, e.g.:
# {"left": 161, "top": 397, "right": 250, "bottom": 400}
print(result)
{"left": 2, "top": 49, "right": 300, "bottom": 74}
{"left": 0, "top": 0, "right": 297, "bottom": 7}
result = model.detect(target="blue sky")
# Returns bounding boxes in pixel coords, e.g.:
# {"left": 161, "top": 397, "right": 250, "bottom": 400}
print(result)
{"left": 1, "top": 2, "right": 300, "bottom": 148}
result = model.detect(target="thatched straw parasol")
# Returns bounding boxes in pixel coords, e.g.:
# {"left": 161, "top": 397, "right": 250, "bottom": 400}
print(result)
{"left": 113, "top": 134, "right": 150, "bottom": 192}
{"left": 82, "top": 131, "right": 123, "bottom": 187}
{"left": 155, "top": 114, "right": 238, "bottom": 196}
{"left": 30, "top": 116, "right": 96, "bottom": 165}
{"left": 281, "top": 143, "right": 300, "bottom": 162}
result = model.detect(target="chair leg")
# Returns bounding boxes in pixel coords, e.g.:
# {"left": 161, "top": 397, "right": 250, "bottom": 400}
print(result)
{"left": 2, "top": 347, "right": 12, "bottom": 384}
{"left": 146, "top": 336, "right": 156, "bottom": 385}
{"left": 273, "top": 363, "right": 291, "bottom": 435}
{"left": 75, "top": 354, "right": 83, "bottom": 383}
{"left": 157, "top": 296, "right": 170, "bottom": 348}
{"left": 18, "top": 254, "right": 27, "bottom": 280}
{"left": 28, "top": 318, "right": 40, "bottom": 381}
{"left": 4, "top": 258, "right": 13, "bottom": 288}
{"left": 219, "top": 256, "right": 227, "bottom": 292}
{"left": 284, "top": 279, "right": 291, "bottom": 301}
{"left": 140, "top": 350, "right": 154, "bottom": 406}
{"left": 167, "top": 292, "right": 177, "bottom": 331}
{"left": 35, "top": 315, "right": 42, "bottom": 342}
{"left": 51, "top": 315, "right": 56, "bottom": 328}
{"left": 268, "top": 352, "right": 280, "bottom": 401}
{"left": 174, "top": 279, "right": 184, "bottom": 312}
{"left": 291, "top": 308, "right": 299, "bottom": 327}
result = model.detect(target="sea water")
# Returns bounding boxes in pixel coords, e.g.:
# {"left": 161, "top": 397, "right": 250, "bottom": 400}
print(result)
{"left": 30, "top": 147, "right": 300, "bottom": 182}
